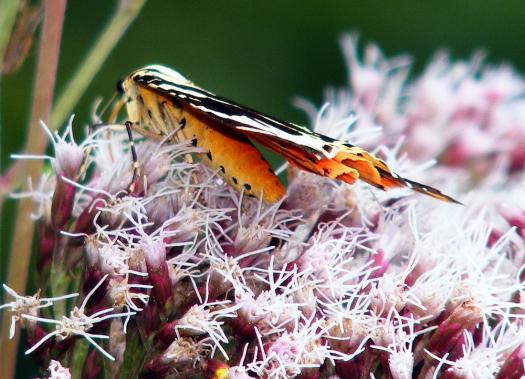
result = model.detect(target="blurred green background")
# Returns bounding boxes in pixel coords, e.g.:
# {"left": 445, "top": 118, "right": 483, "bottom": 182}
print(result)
{"left": 2, "top": 0, "right": 525, "bottom": 374}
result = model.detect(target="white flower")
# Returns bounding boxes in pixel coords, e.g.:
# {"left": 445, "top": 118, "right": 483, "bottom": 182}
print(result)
{"left": 44, "top": 360, "right": 71, "bottom": 379}
{"left": 23, "top": 275, "right": 135, "bottom": 361}
{"left": 250, "top": 316, "right": 356, "bottom": 379}
{"left": 162, "top": 337, "right": 211, "bottom": 366}
{"left": 427, "top": 324, "right": 525, "bottom": 379}
{"left": 230, "top": 194, "right": 301, "bottom": 254}
{"left": 371, "top": 314, "right": 434, "bottom": 379}
{"left": 0, "top": 285, "right": 77, "bottom": 338}
{"left": 175, "top": 300, "right": 240, "bottom": 360}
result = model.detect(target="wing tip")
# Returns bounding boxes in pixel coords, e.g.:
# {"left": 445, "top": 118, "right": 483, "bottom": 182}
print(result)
{"left": 332, "top": 150, "right": 463, "bottom": 205}
{"left": 403, "top": 178, "right": 463, "bottom": 205}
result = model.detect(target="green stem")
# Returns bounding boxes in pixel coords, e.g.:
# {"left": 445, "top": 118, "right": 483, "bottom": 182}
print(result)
{"left": 51, "top": 0, "right": 146, "bottom": 130}
{"left": 0, "top": 0, "right": 19, "bottom": 205}
{"left": 0, "top": 0, "right": 19, "bottom": 71}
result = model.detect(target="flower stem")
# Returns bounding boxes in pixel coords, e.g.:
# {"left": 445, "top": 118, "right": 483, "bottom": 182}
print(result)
{"left": 0, "top": 0, "right": 20, "bottom": 214}
{"left": 0, "top": 0, "right": 19, "bottom": 72}
{"left": 51, "top": 0, "right": 146, "bottom": 129}
{"left": 0, "top": 1, "right": 66, "bottom": 378}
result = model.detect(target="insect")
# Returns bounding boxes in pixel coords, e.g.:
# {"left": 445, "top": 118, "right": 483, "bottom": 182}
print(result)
{"left": 116, "top": 65, "right": 460, "bottom": 204}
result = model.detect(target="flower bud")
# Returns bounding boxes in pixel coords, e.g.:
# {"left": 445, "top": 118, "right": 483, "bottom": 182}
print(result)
{"left": 496, "top": 343, "right": 525, "bottom": 379}
{"left": 72, "top": 195, "right": 106, "bottom": 235}
{"left": 81, "top": 349, "right": 102, "bottom": 379}
{"left": 51, "top": 176, "right": 77, "bottom": 230}
{"left": 425, "top": 301, "right": 482, "bottom": 359}
{"left": 142, "top": 238, "right": 172, "bottom": 311}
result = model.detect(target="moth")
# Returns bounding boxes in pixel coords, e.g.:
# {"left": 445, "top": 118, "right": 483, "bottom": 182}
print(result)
{"left": 117, "top": 65, "right": 459, "bottom": 204}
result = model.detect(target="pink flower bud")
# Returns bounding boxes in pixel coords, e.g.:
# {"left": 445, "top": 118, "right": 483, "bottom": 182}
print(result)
{"left": 369, "top": 249, "right": 388, "bottom": 279}
{"left": 82, "top": 271, "right": 108, "bottom": 306}
{"left": 25, "top": 324, "right": 51, "bottom": 368}
{"left": 496, "top": 343, "right": 525, "bottom": 379}
{"left": 425, "top": 301, "right": 482, "bottom": 359}
{"left": 37, "top": 225, "right": 55, "bottom": 274}
{"left": 53, "top": 142, "right": 84, "bottom": 180}
{"left": 72, "top": 195, "right": 106, "bottom": 235}
{"left": 142, "top": 354, "right": 171, "bottom": 378}
{"left": 164, "top": 208, "right": 203, "bottom": 243}
{"left": 325, "top": 317, "right": 368, "bottom": 355}
{"left": 139, "top": 300, "right": 161, "bottom": 336}
{"left": 81, "top": 349, "right": 102, "bottom": 379}
{"left": 142, "top": 239, "right": 172, "bottom": 309}
{"left": 156, "top": 319, "right": 179, "bottom": 347}
{"left": 51, "top": 176, "right": 77, "bottom": 230}
{"left": 499, "top": 205, "right": 525, "bottom": 240}
{"left": 335, "top": 357, "right": 370, "bottom": 379}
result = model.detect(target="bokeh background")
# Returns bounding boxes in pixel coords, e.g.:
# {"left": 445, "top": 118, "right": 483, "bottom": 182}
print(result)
{"left": 2, "top": 0, "right": 525, "bottom": 375}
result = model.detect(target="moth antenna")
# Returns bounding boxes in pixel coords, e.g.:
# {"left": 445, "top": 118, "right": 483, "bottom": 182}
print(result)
{"left": 108, "top": 96, "right": 125, "bottom": 123}
{"left": 99, "top": 91, "right": 119, "bottom": 119}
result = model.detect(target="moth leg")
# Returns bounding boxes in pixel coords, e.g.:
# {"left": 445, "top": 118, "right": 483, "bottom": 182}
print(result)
{"left": 123, "top": 120, "right": 141, "bottom": 196}
{"left": 89, "top": 121, "right": 143, "bottom": 198}
{"left": 158, "top": 100, "right": 194, "bottom": 164}
{"left": 86, "top": 120, "right": 142, "bottom": 199}
{"left": 129, "top": 121, "right": 165, "bottom": 140}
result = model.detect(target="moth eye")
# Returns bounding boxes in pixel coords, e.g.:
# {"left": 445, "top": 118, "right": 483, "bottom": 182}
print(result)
{"left": 116, "top": 79, "right": 125, "bottom": 94}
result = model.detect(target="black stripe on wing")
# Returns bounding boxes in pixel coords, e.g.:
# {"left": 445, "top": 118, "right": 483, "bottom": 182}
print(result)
{"left": 133, "top": 74, "right": 336, "bottom": 143}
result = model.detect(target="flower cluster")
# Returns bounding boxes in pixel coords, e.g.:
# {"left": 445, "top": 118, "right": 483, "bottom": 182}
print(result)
{"left": 3, "top": 35, "right": 525, "bottom": 378}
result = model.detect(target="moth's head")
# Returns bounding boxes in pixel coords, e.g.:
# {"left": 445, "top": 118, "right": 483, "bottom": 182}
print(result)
{"left": 115, "top": 74, "right": 133, "bottom": 97}
{"left": 116, "top": 78, "right": 125, "bottom": 94}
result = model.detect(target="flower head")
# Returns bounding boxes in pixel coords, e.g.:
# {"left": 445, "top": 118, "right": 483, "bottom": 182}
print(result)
{"left": 4, "top": 33, "right": 525, "bottom": 379}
